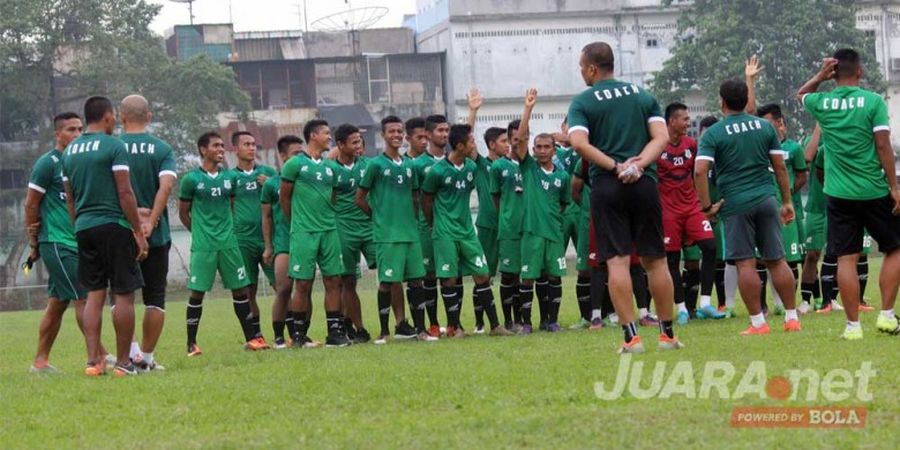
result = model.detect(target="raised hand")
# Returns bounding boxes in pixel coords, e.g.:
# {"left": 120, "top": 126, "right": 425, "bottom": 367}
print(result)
{"left": 745, "top": 55, "right": 764, "bottom": 79}
{"left": 467, "top": 88, "right": 483, "bottom": 110}
{"left": 525, "top": 88, "right": 537, "bottom": 107}
{"left": 817, "top": 57, "right": 839, "bottom": 82}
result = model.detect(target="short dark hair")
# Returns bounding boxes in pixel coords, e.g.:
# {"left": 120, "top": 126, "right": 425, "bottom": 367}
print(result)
{"left": 665, "top": 102, "right": 688, "bottom": 122}
{"left": 534, "top": 133, "right": 555, "bottom": 146}
{"left": 83, "top": 96, "right": 113, "bottom": 124}
{"left": 756, "top": 103, "right": 783, "bottom": 120}
{"left": 53, "top": 112, "right": 80, "bottom": 129}
{"left": 335, "top": 123, "right": 360, "bottom": 144}
{"left": 582, "top": 41, "right": 615, "bottom": 72}
{"left": 719, "top": 79, "right": 749, "bottom": 112}
{"left": 276, "top": 135, "right": 303, "bottom": 154}
{"left": 483, "top": 127, "right": 506, "bottom": 148}
{"left": 231, "top": 131, "right": 254, "bottom": 146}
{"left": 425, "top": 114, "right": 448, "bottom": 132}
{"left": 507, "top": 119, "right": 521, "bottom": 140}
{"left": 381, "top": 115, "right": 403, "bottom": 132}
{"left": 449, "top": 124, "right": 472, "bottom": 151}
{"left": 303, "top": 119, "right": 329, "bottom": 143}
{"left": 699, "top": 116, "right": 719, "bottom": 130}
{"left": 405, "top": 117, "right": 426, "bottom": 135}
{"left": 197, "top": 131, "right": 222, "bottom": 152}
{"left": 834, "top": 48, "right": 860, "bottom": 79}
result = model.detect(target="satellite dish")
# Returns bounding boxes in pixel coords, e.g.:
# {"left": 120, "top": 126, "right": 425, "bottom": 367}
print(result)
{"left": 169, "top": 0, "right": 197, "bottom": 25}
{"left": 311, "top": 7, "right": 389, "bottom": 32}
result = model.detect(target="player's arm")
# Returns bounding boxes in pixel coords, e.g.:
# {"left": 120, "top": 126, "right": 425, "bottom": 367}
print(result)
{"left": 279, "top": 180, "right": 294, "bottom": 224}
{"left": 423, "top": 192, "right": 435, "bottom": 227}
{"left": 874, "top": 129, "right": 900, "bottom": 214}
{"left": 693, "top": 159, "right": 719, "bottom": 221}
{"left": 796, "top": 58, "right": 838, "bottom": 101}
{"left": 744, "top": 55, "right": 763, "bottom": 115}
{"left": 793, "top": 169, "right": 807, "bottom": 196}
{"left": 355, "top": 187, "right": 372, "bottom": 217}
{"left": 571, "top": 175, "right": 584, "bottom": 206}
{"left": 627, "top": 120, "right": 668, "bottom": 174}
{"left": 147, "top": 173, "right": 175, "bottom": 237}
{"left": 261, "top": 201, "right": 274, "bottom": 265}
{"left": 63, "top": 180, "right": 75, "bottom": 226}
{"left": 804, "top": 125, "right": 821, "bottom": 164}
{"left": 24, "top": 188, "right": 43, "bottom": 259}
{"left": 466, "top": 88, "right": 482, "bottom": 128}
{"left": 113, "top": 168, "right": 149, "bottom": 259}
{"left": 770, "top": 152, "right": 795, "bottom": 224}
{"left": 178, "top": 199, "right": 192, "bottom": 231}
{"left": 514, "top": 88, "right": 537, "bottom": 161}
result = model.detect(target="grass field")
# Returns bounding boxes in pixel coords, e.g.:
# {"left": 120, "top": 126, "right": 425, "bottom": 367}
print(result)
{"left": 1, "top": 258, "right": 898, "bottom": 449}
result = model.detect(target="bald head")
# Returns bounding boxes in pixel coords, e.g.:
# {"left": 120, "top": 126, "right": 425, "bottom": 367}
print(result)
{"left": 120, "top": 95, "right": 150, "bottom": 124}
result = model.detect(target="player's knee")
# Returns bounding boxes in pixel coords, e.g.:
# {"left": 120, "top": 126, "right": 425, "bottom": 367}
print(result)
{"left": 378, "top": 282, "right": 392, "bottom": 293}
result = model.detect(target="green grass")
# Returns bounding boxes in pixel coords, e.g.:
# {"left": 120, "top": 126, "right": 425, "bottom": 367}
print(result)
{"left": 1, "top": 259, "right": 897, "bottom": 449}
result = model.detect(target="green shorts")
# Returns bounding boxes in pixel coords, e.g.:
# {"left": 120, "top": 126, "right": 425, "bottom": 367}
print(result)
{"left": 433, "top": 237, "right": 489, "bottom": 279}
{"left": 782, "top": 220, "right": 804, "bottom": 263}
{"left": 289, "top": 229, "right": 344, "bottom": 280}
{"left": 575, "top": 217, "right": 591, "bottom": 271}
{"left": 682, "top": 245, "right": 701, "bottom": 261}
{"left": 376, "top": 241, "right": 425, "bottom": 283}
{"left": 520, "top": 233, "right": 566, "bottom": 280}
{"left": 804, "top": 211, "right": 826, "bottom": 252}
{"left": 419, "top": 226, "right": 435, "bottom": 273}
{"left": 239, "top": 241, "right": 275, "bottom": 287}
{"left": 339, "top": 231, "right": 377, "bottom": 277}
{"left": 563, "top": 206, "right": 580, "bottom": 250}
{"left": 498, "top": 238, "right": 522, "bottom": 275}
{"left": 273, "top": 224, "right": 290, "bottom": 256}
{"left": 714, "top": 220, "right": 726, "bottom": 261}
{"left": 794, "top": 206, "right": 806, "bottom": 246}
{"left": 189, "top": 247, "right": 251, "bottom": 292}
{"left": 39, "top": 242, "right": 86, "bottom": 301}
{"left": 477, "top": 226, "right": 499, "bottom": 277}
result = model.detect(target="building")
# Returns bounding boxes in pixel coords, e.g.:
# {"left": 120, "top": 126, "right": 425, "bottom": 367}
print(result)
{"left": 408, "top": 0, "right": 900, "bottom": 147}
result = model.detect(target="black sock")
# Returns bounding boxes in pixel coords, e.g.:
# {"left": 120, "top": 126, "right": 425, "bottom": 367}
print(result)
{"left": 622, "top": 321, "right": 638, "bottom": 343}
{"left": 518, "top": 284, "right": 533, "bottom": 326}
{"left": 343, "top": 317, "right": 355, "bottom": 339}
{"left": 232, "top": 295, "right": 254, "bottom": 341}
{"left": 632, "top": 265, "right": 650, "bottom": 310}
{"left": 424, "top": 279, "right": 439, "bottom": 326}
{"left": 536, "top": 277, "right": 549, "bottom": 324}
{"left": 186, "top": 296, "right": 203, "bottom": 346}
{"left": 591, "top": 269, "right": 608, "bottom": 317}
{"left": 512, "top": 291, "right": 523, "bottom": 324}
{"left": 250, "top": 314, "right": 262, "bottom": 338}
{"left": 472, "top": 284, "right": 485, "bottom": 328}
{"left": 598, "top": 269, "right": 613, "bottom": 319}
{"left": 499, "top": 280, "right": 516, "bottom": 326}
{"left": 285, "top": 311, "right": 297, "bottom": 338}
{"left": 377, "top": 288, "right": 391, "bottom": 336}
{"left": 811, "top": 277, "right": 821, "bottom": 302}
{"left": 858, "top": 256, "right": 869, "bottom": 302}
{"left": 659, "top": 320, "right": 674, "bottom": 339}
{"left": 684, "top": 269, "right": 700, "bottom": 313}
{"left": 547, "top": 280, "right": 562, "bottom": 324}
{"left": 408, "top": 284, "right": 427, "bottom": 333}
{"left": 273, "top": 320, "right": 285, "bottom": 340}
{"left": 715, "top": 261, "right": 726, "bottom": 308}
{"left": 576, "top": 275, "right": 591, "bottom": 321}
{"left": 475, "top": 282, "right": 500, "bottom": 329}
{"left": 326, "top": 310, "right": 343, "bottom": 337}
{"left": 821, "top": 255, "right": 837, "bottom": 305}
{"left": 291, "top": 311, "right": 306, "bottom": 340}
{"left": 757, "top": 264, "right": 768, "bottom": 311}
{"left": 442, "top": 285, "right": 462, "bottom": 327}
{"left": 800, "top": 281, "right": 815, "bottom": 304}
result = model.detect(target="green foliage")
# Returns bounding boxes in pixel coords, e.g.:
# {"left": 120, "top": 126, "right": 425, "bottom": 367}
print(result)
{"left": 0, "top": 0, "right": 249, "bottom": 161}
{"left": 651, "top": 0, "right": 885, "bottom": 136}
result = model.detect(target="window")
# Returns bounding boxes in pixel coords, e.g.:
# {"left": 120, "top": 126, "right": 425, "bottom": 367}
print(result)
{"left": 646, "top": 38, "right": 659, "bottom": 48}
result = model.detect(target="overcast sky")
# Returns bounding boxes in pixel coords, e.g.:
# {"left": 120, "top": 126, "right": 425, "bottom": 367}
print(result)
{"left": 150, "top": 0, "right": 417, "bottom": 35}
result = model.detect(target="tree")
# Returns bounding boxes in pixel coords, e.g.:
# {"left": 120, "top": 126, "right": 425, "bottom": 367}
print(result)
{"left": 650, "top": 0, "right": 885, "bottom": 136}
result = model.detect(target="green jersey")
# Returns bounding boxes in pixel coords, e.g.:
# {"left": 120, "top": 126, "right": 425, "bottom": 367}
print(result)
{"left": 333, "top": 156, "right": 373, "bottom": 239}
{"left": 231, "top": 164, "right": 277, "bottom": 243}
{"left": 281, "top": 153, "right": 337, "bottom": 233}
{"left": 359, "top": 153, "right": 419, "bottom": 243}
{"left": 29, "top": 149, "right": 77, "bottom": 247}
{"left": 490, "top": 156, "right": 524, "bottom": 238}
{"left": 473, "top": 155, "right": 498, "bottom": 230}
{"left": 60, "top": 132, "right": 130, "bottom": 233}
{"left": 179, "top": 168, "right": 238, "bottom": 251}
{"left": 411, "top": 152, "right": 444, "bottom": 230}
{"left": 567, "top": 79, "right": 664, "bottom": 180}
{"left": 521, "top": 152, "right": 571, "bottom": 242}
{"left": 120, "top": 133, "right": 177, "bottom": 247}
{"left": 697, "top": 113, "right": 781, "bottom": 218}
{"left": 781, "top": 138, "right": 807, "bottom": 208}
{"left": 422, "top": 157, "right": 478, "bottom": 240}
{"left": 260, "top": 174, "right": 288, "bottom": 251}
{"left": 802, "top": 86, "right": 891, "bottom": 200}
{"left": 555, "top": 146, "right": 581, "bottom": 219}
{"left": 804, "top": 136, "right": 826, "bottom": 214}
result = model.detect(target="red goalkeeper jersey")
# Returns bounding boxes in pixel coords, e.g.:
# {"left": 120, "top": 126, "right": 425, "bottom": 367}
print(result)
{"left": 657, "top": 136, "right": 701, "bottom": 216}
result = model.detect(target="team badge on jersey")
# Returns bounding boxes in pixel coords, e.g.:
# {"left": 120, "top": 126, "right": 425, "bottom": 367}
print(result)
{"left": 224, "top": 180, "right": 232, "bottom": 189}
